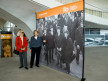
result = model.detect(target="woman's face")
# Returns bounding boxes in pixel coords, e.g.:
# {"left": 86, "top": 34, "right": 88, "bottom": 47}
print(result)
{"left": 3, "top": 45, "right": 11, "bottom": 53}
{"left": 19, "top": 31, "right": 24, "bottom": 36}
{"left": 34, "top": 31, "right": 38, "bottom": 36}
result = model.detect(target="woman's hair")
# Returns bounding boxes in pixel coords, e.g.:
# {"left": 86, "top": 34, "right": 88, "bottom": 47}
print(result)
{"left": 17, "top": 29, "right": 22, "bottom": 36}
{"left": 33, "top": 30, "right": 38, "bottom": 34}
{"left": 19, "top": 30, "right": 24, "bottom": 33}
{"left": 18, "top": 29, "right": 25, "bottom": 36}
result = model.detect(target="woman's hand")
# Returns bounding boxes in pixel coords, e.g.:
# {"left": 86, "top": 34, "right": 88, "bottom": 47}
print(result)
{"left": 43, "top": 40, "right": 46, "bottom": 43}
{"left": 21, "top": 48, "right": 25, "bottom": 50}
{"left": 29, "top": 49, "right": 31, "bottom": 52}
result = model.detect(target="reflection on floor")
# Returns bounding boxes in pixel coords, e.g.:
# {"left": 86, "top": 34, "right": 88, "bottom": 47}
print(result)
{"left": 0, "top": 54, "right": 79, "bottom": 81}
{"left": 85, "top": 46, "right": 108, "bottom": 81}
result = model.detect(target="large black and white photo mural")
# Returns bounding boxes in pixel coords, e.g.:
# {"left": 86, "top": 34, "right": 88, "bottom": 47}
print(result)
{"left": 36, "top": 0, "right": 84, "bottom": 79}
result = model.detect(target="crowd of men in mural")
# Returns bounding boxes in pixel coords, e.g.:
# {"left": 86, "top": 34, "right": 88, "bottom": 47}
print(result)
{"left": 37, "top": 11, "right": 84, "bottom": 74}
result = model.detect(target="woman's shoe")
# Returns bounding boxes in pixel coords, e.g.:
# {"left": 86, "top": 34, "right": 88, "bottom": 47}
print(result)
{"left": 30, "top": 66, "right": 33, "bottom": 68}
{"left": 36, "top": 65, "right": 40, "bottom": 67}
{"left": 19, "top": 66, "right": 23, "bottom": 68}
{"left": 25, "top": 67, "right": 28, "bottom": 70}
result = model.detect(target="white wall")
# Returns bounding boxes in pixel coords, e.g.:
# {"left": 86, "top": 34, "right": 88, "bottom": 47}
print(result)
{"left": 85, "top": 13, "right": 108, "bottom": 26}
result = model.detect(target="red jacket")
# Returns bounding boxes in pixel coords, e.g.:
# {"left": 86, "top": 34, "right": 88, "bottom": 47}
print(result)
{"left": 15, "top": 36, "right": 28, "bottom": 52}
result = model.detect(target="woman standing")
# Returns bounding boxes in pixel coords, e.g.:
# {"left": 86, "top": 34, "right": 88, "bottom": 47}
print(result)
{"left": 30, "top": 30, "right": 46, "bottom": 68}
{"left": 15, "top": 30, "right": 28, "bottom": 70}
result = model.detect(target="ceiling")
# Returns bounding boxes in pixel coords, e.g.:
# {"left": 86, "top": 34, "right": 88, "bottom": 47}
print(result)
{"left": 85, "top": 0, "right": 108, "bottom": 12}
{"left": 56, "top": 0, "right": 108, "bottom": 12}
{"left": 0, "top": 18, "right": 6, "bottom": 30}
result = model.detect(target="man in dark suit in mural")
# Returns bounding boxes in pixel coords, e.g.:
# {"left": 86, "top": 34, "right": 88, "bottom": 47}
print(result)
{"left": 75, "top": 16, "right": 84, "bottom": 65}
{"left": 61, "top": 30, "right": 75, "bottom": 73}
{"left": 69, "top": 12, "right": 79, "bottom": 43}
{"left": 55, "top": 26, "right": 63, "bottom": 67}
{"left": 42, "top": 28, "right": 49, "bottom": 64}
{"left": 47, "top": 17, "right": 53, "bottom": 30}
{"left": 52, "top": 19, "right": 57, "bottom": 37}
{"left": 46, "top": 26, "right": 55, "bottom": 63}
{"left": 66, "top": 13, "right": 73, "bottom": 31}
{"left": 57, "top": 14, "right": 66, "bottom": 31}
{"left": 37, "top": 23, "right": 44, "bottom": 37}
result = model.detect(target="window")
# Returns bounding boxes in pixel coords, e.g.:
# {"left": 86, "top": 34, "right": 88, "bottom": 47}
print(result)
{"left": 90, "top": 28, "right": 100, "bottom": 34}
{"left": 85, "top": 28, "right": 89, "bottom": 34}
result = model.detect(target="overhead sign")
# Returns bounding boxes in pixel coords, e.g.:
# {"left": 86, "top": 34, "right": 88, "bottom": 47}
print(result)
{"left": 1, "top": 34, "right": 12, "bottom": 39}
{"left": 36, "top": 0, "right": 83, "bottom": 19}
